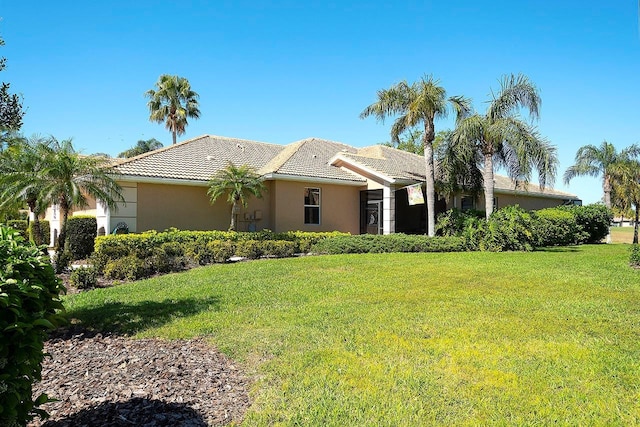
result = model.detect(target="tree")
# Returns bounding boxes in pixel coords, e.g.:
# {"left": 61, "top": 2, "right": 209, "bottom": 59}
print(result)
{"left": 118, "top": 138, "right": 164, "bottom": 158}
{"left": 563, "top": 141, "right": 640, "bottom": 210}
{"left": 0, "top": 36, "right": 24, "bottom": 138}
{"left": 609, "top": 159, "right": 640, "bottom": 244}
{"left": 450, "top": 74, "right": 557, "bottom": 219}
{"left": 0, "top": 135, "right": 53, "bottom": 245}
{"left": 145, "top": 75, "right": 200, "bottom": 145}
{"left": 361, "top": 75, "right": 470, "bottom": 236}
{"left": 207, "top": 163, "right": 266, "bottom": 231}
{"left": 38, "top": 138, "right": 124, "bottom": 270}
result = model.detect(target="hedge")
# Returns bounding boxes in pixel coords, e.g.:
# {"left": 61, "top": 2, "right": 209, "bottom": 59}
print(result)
{"left": 65, "top": 216, "right": 97, "bottom": 260}
{"left": 0, "top": 226, "right": 66, "bottom": 426}
{"left": 311, "top": 234, "right": 468, "bottom": 255}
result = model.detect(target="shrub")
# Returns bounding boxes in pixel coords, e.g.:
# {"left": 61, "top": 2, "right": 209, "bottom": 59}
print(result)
{"left": 0, "top": 226, "right": 66, "bottom": 426}
{"left": 631, "top": 244, "right": 640, "bottom": 268}
{"left": 311, "top": 234, "right": 467, "bottom": 255}
{"left": 533, "top": 208, "right": 584, "bottom": 246}
{"left": 69, "top": 266, "right": 98, "bottom": 289}
{"left": 103, "top": 255, "right": 150, "bottom": 281}
{"left": 480, "top": 205, "right": 535, "bottom": 251}
{"left": 65, "top": 216, "right": 97, "bottom": 260}
{"left": 435, "top": 209, "right": 485, "bottom": 237}
{"left": 29, "top": 220, "right": 50, "bottom": 246}
{"left": 560, "top": 204, "right": 611, "bottom": 244}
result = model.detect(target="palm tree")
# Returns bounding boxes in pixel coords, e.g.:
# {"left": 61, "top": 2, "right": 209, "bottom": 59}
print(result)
{"left": 0, "top": 134, "right": 53, "bottom": 245}
{"left": 609, "top": 159, "right": 640, "bottom": 244}
{"left": 145, "top": 75, "right": 200, "bottom": 145}
{"left": 563, "top": 141, "right": 640, "bottom": 210}
{"left": 207, "top": 163, "right": 267, "bottom": 231}
{"left": 38, "top": 138, "right": 124, "bottom": 269}
{"left": 451, "top": 74, "right": 557, "bottom": 219}
{"left": 361, "top": 75, "right": 470, "bottom": 236}
{"left": 118, "top": 138, "right": 164, "bottom": 158}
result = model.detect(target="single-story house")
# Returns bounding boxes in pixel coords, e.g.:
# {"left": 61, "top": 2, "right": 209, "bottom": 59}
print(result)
{"left": 44, "top": 135, "right": 580, "bottom": 242}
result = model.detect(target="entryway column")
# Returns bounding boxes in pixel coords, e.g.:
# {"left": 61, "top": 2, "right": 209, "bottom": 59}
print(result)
{"left": 383, "top": 185, "right": 395, "bottom": 235}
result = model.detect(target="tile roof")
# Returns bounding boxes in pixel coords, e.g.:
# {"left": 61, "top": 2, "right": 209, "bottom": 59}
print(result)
{"left": 112, "top": 134, "right": 577, "bottom": 199}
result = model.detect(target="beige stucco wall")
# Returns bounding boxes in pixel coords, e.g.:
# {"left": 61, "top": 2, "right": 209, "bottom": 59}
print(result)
{"left": 271, "top": 180, "right": 362, "bottom": 234}
{"left": 135, "top": 181, "right": 273, "bottom": 232}
{"left": 489, "top": 192, "right": 570, "bottom": 211}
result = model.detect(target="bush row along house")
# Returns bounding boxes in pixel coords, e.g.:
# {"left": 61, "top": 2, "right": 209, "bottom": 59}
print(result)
{"left": 43, "top": 135, "right": 580, "bottom": 242}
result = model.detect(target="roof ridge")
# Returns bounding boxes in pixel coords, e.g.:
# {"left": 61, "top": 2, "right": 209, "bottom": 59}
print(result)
{"left": 259, "top": 140, "right": 305, "bottom": 174}
{"left": 115, "top": 134, "right": 210, "bottom": 165}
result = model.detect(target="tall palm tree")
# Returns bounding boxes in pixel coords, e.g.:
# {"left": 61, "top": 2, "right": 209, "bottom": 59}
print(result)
{"left": 145, "top": 75, "right": 200, "bottom": 145}
{"left": 38, "top": 138, "right": 124, "bottom": 269}
{"left": 563, "top": 141, "right": 640, "bottom": 210}
{"left": 451, "top": 74, "right": 557, "bottom": 219}
{"left": 361, "top": 75, "right": 470, "bottom": 236}
{"left": 609, "top": 159, "right": 640, "bottom": 244}
{"left": 0, "top": 134, "right": 53, "bottom": 245}
{"left": 207, "top": 163, "right": 267, "bottom": 231}
{"left": 118, "top": 138, "right": 164, "bottom": 158}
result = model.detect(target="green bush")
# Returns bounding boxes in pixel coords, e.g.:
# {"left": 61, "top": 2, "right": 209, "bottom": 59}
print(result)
{"left": 29, "top": 220, "right": 50, "bottom": 246}
{"left": 65, "top": 216, "right": 97, "bottom": 260}
{"left": 630, "top": 244, "right": 640, "bottom": 268}
{"left": 560, "top": 204, "right": 611, "bottom": 244}
{"left": 6, "top": 219, "right": 28, "bottom": 240}
{"left": 0, "top": 226, "right": 66, "bottom": 426}
{"left": 311, "top": 234, "right": 468, "bottom": 255}
{"left": 103, "top": 255, "right": 150, "bottom": 281}
{"left": 533, "top": 208, "right": 584, "bottom": 246}
{"left": 481, "top": 206, "right": 536, "bottom": 251}
{"left": 69, "top": 266, "right": 98, "bottom": 289}
{"left": 435, "top": 209, "right": 485, "bottom": 237}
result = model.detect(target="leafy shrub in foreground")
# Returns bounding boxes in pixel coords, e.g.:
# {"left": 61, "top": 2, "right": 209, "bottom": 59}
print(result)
{"left": 435, "top": 209, "right": 485, "bottom": 237}
{"left": 559, "top": 204, "right": 611, "bottom": 244}
{"left": 69, "top": 266, "right": 98, "bottom": 289}
{"left": 0, "top": 226, "right": 66, "bottom": 426}
{"left": 6, "top": 219, "right": 28, "bottom": 240}
{"left": 533, "top": 208, "right": 584, "bottom": 246}
{"left": 481, "top": 206, "right": 535, "bottom": 251}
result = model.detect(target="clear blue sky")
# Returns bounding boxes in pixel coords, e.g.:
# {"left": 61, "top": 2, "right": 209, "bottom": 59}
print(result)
{"left": 2, "top": 1, "right": 639, "bottom": 204}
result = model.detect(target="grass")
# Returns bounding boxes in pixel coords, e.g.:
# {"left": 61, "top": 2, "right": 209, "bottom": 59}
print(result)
{"left": 63, "top": 245, "right": 640, "bottom": 425}
{"left": 610, "top": 226, "right": 637, "bottom": 244}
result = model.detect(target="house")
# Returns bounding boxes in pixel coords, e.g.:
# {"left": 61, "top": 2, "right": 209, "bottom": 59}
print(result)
{"left": 45, "top": 135, "right": 580, "bottom": 242}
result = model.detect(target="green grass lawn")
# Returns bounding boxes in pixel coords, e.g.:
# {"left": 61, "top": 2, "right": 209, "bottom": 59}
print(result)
{"left": 64, "top": 245, "right": 640, "bottom": 425}
{"left": 610, "top": 226, "right": 637, "bottom": 244}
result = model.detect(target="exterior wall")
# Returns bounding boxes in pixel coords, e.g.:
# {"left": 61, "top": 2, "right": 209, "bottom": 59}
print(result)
{"left": 489, "top": 193, "right": 570, "bottom": 211}
{"left": 271, "top": 180, "right": 362, "bottom": 234}
{"left": 109, "top": 183, "right": 139, "bottom": 232}
{"left": 135, "top": 181, "right": 273, "bottom": 232}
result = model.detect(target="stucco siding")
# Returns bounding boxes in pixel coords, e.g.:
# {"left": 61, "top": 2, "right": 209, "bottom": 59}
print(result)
{"left": 271, "top": 180, "right": 361, "bottom": 233}
{"left": 490, "top": 193, "right": 571, "bottom": 211}
{"left": 136, "top": 182, "right": 272, "bottom": 232}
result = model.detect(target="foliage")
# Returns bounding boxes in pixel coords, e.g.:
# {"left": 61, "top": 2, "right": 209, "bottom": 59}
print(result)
{"left": 69, "top": 266, "right": 98, "bottom": 289}
{"left": 380, "top": 129, "right": 424, "bottom": 155}
{"left": 479, "top": 205, "right": 536, "bottom": 251}
{"left": 630, "top": 244, "right": 640, "bottom": 268}
{"left": 361, "top": 74, "right": 470, "bottom": 236}
{"left": 65, "top": 216, "right": 97, "bottom": 260}
{"left": 145, "top": 75, "right": 200, "bottom": 145}
{"left": 29, "top": 220, "right": 49, "bottom": 246}
{"left": 435, "top": 208, "right": 485, "bottom": 237}
{"left": 0, "top": 36, "right": 24, "bottom": 136}
{"left": 63, "top": 245, "right": 640, "bottom": 425}
{"left": 0, "top": 226, "right": 65, "bottom": 426}
{"left": 103, "top": 255, "right": 150, "bottom": 281}
{"left": 207, "top": 163, "right": 267, "bottom": 231}
{"left": 560, "top": 204, "right": 611, "bottom": 244}
{"left": 532, "top": 207, "right": 583, "bottom": 246}
{"left": 6, "top": 219, "right": 28, "bottom": 240}
{"left": 609, "top": 158, "right": 640, "bottom": 244}
{"left": 449, "top": 74, "right": 557, "bottom": 219}
{"left": 118, "top": 138, "right": 164, "bottom": 158}
{"left": 311, "top": 234, "right": 468, "bottom": 254}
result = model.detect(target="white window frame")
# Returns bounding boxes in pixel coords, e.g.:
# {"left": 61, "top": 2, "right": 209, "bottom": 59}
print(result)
{"left": 304, "top": 187, "right": 321, "bottom": 225}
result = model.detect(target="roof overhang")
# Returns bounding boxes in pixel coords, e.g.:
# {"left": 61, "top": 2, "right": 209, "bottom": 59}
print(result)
{"left": 261, "top": 173, "right": 366, "bottom": 186}
{"left": 112, "top": 174, "right": 210, "bottom": 187}
{"left": 494, "top": 187, "right": 579, "bottom": 200}
{"left": 329, "top": 154, "right": 397, "bottom": 185}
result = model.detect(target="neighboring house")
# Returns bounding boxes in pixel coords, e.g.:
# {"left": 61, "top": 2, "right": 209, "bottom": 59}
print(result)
{"left": 44, "top": 135, "right": 580, "bottom": 242}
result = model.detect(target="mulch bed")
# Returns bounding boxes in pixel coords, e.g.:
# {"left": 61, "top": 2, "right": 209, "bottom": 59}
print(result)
{"left": 28, "top": 327, "right": 251, "bottom": 426}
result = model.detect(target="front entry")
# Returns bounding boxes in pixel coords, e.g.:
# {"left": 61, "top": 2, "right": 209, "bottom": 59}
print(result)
{"left": 365, "top": 201, "right": 383, "bottom": 234}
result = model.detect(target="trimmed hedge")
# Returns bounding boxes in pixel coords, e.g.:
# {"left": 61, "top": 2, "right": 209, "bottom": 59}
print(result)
{"left": 311, "top": 234, "right": 468, "bottom": 255}
{"left": 0, "top": 226, "right": 66, "bottom": 426}
{"left": 66, "top": 216, "right": 97, "bottom": 260}
{"left": 29, "top": 220, "right": 50, "bottom": 246}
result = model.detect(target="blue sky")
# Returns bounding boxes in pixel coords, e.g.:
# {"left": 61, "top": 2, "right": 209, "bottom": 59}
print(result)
{"left": 2, "top": 1, "right": 639, "bottom": 204}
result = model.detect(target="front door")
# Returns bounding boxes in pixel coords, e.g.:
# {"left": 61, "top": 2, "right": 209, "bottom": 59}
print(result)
{"left": 365, "top": 200, "right": 383, "bottom": 235}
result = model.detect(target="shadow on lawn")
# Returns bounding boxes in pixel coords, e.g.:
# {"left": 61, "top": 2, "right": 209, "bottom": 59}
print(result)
{"left": 59, "top": 296, "right": 221, "bottom": 337}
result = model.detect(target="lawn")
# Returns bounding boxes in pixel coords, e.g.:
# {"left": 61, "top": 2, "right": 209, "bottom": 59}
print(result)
{"left": 63, "top": 244, "right": 640, "bottom": 425}
{"left": 610, "top": 226, "right": 637, "bottom": 244}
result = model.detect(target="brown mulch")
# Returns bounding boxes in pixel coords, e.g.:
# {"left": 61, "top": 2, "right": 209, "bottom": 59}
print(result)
{"left": 29, "top": 327, "right": 251, "bottom": 427}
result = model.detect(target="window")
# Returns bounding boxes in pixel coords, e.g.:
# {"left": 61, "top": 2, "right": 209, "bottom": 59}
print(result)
{"left": 493, "top": 197, "right": 498, "bottom": 211}
{"left": 304, "top": 187, "right": 320, "bottom": 225}
{"left": 461, "top": 196, "right": 475, "bottom": 211}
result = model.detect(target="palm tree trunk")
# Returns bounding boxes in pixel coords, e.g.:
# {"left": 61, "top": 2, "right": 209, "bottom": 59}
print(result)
{"left": 424, "top": 141, "right": 436, "bottom": 237}
{"left": 483, "top": 153, "right": 495, "bottom": 219}
{"left": 54, "top": 202, "right": 70, "bottom": 273}
{"left": 230, "top": 200, "right": 239, "bottom": 231}
{"left": 634, "top": 203, "right": 639, "bottom": 245}
{"left": 27, "top": 197, "right": 44, "bottom": 246}
{"left": 172, "top": 130, "right": 177, "bottom": 145}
